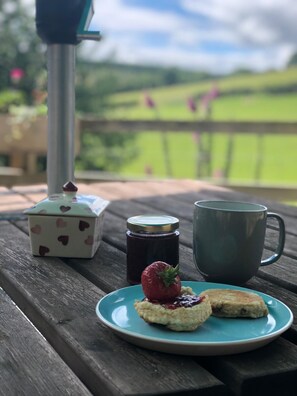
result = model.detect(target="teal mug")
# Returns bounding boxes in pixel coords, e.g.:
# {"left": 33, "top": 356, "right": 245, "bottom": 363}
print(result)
{"left": 193, "top": 201, "right": 285, "bottom": 285}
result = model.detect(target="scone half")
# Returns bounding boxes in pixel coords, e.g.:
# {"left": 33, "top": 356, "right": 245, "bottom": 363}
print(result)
{"left": 134, "top": 287, "right": 212, "bottom": 331}
{"left": 200, "top": 289, "right": 268, "bottom": 318}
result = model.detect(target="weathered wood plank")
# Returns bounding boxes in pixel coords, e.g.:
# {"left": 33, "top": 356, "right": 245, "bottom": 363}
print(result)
{"left": 132, "top": 188, "right": 297, "bottom": 223}
{"left": 0, "top": 222, "right": 228, "bottom": 396}
{"left": 170, "top": 187, "right": 297, "bottom": 219}
{"left": 72, "top": 212, "right": 297, "bottom": 396}
{"left": 126, "top": 193, "right": 297, "bottom": 290}
{"left": 218, "top": 182, "right": 297, "bottom": 202}
{"left": 0, "top": 288, "right": 91, "bottom": 396}
{"left": 12, "top": 216, "right": 297, "bottom": 396}
{"left": 200, "top": 337, "right": 297, "bottom": 396}
{"left": 0, "top": 173, "right": 47, "bottom": 187}
{"left": 198, "top": 275, "right": 297, "bottom": 396}
{"left": 106, "top": 210, "right": 297, "bottom": 293}
{"left": 4, "top": 183, "right": 297, "bottom": 396}
{"left": 71, "top": 223, "right": 200, "bottom": 290}
{"left": 79, "top": 118, "right": 297, "bottom": 135}
{"left": 12, "top": 185, "right": 297, "bottom": 295}
{"left": 68, "top": 208, "right": 297, "bottom": 336}
{"left": 0, "top": 189, "right": 33, "bottom": 212}
{"left": 9, "top": 180, "right": 297, "bottom": 219}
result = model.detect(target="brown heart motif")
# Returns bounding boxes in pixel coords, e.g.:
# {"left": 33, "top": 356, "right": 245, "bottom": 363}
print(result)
{"left": 84, "top": 235, "right": 94, "bottom": 245}
{"left": 56, "top": 218, "right": 67, "bottom": 228}
{"left": 60, "top": 205, "right": 71, "bottom": 213}
{"left": 31, "top": 224, "right": 41, "bottom": 234}
{"left": 57, "top": 235, "right": 69, "bottom": 246}
{"left": 79, "top": 220, "right": 90, "bottom": 231}
{"left": 39, "top": 245, "right": 50, "bottom": 256}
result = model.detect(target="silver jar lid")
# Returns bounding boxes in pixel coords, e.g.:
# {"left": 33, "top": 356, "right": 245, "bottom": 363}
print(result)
{"left": 127, "top": 214, "right": 179, "bottom": 233}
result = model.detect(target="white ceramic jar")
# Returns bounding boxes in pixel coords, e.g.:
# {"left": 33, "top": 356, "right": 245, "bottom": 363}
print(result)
{"left": 25, "top": 181, "right": 109, "bottom": 258}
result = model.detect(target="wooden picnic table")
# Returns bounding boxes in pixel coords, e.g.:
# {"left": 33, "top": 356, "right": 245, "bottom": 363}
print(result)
{"left": 0, "top": 179, "right": 297, "bottom": 396}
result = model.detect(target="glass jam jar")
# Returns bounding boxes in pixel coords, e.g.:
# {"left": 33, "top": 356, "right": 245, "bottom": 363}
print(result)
{"left": 126, "top": 214, "right": 179, "bottom": 284}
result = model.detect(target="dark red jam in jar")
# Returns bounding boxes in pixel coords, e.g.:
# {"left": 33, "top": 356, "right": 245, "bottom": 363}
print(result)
{"left": 126, "top": 214, "right": 179, "bottom": 284}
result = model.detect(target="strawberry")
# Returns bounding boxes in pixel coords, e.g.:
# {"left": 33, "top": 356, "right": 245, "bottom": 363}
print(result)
{"left": 141, "top": 261, "right": 181, "bottom": 301}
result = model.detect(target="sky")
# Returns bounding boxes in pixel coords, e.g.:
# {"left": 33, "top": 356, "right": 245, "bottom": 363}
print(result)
{"left": 25, "top": 0, "right": 297, "bottom": 75}
{"left": 84, "top": 0, "right": 297, "bottom": 74}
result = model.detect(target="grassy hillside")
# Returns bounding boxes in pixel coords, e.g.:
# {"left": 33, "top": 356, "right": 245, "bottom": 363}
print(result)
{"left": 107, "top": 93, "right": 297, "bottom": 121}
{"left": 107, "top": 66, "right": 297, "bottom": 121}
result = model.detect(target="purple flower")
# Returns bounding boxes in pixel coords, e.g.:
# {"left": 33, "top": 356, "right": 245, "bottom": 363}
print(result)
{"left": 200, "top": 84, "right": 219, "bottom": 110}
{"left": 144, "top": 92, "right": 156, "bottom": 109}
{"left": 208, "top": 84, "right": 219, "bottom": 100}
{"left": 187, "top": 97, "right": 197, "bottom": 113}
{"left": 200, "top": 94, "right": 210, "bottom": 110}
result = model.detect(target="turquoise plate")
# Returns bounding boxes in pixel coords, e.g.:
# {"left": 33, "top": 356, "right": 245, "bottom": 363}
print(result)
{"left": 95, "top": 281, "right": 293, "bottom": 356}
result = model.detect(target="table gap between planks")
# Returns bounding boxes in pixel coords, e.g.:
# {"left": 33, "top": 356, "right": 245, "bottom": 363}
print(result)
{"left": 0, "top": 179, "right": 297, "bottom": 396}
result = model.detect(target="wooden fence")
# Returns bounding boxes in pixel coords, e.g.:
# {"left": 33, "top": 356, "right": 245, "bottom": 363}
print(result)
{"left": 1, "top": 117, "right": 297, "bottom": 201}
{"left": 79, "top": 118, "right": 297, "bottom": 134}
{"left": 80, "top": 118, "right": 297, "bottom": 197}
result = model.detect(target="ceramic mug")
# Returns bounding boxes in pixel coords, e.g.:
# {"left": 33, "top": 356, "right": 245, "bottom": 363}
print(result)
{"left": 193, "top": 200, "right": 285, "bottom": 285}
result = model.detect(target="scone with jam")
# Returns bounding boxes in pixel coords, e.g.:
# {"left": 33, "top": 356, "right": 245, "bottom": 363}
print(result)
{"left": 135, "top": 286, "right": 212, "bottom": 331}
{"left": 134, "top": 261, "right": 212, "bottom": 331}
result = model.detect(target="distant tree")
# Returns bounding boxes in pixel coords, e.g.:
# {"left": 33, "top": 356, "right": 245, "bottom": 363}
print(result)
{"left": 0, "top": 0, "right": 46, "bottom": 104}
{"left": 76, "top": 131, "right": 139, "bottom": 173}
{"left": 287, "top": 52, "right": 297, "bottom": 67}
{"left": 0, "top": 0, "right": 140, "bottom": 174}
{"left": 231, "top": 68, "right": 254, "bottom": 76}
{"left": 75, "top": 60, "right": 117, "bottom": 115}
{"left": 163, "top": 68, "right": 178, "bottom": 85}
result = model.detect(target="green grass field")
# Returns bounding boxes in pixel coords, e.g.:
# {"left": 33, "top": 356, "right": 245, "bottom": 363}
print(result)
{"left": 107, "top": 67, "right": 297, "bottom": 184}
{"left": 118, "top": 132, "right": 297, "bottom": 184}
{"left": 108, "top": 93, "right": 297, "bottom": 121}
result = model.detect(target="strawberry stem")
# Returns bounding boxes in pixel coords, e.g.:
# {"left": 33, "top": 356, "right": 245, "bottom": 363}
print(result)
{"left": 158, "top": 265, "right": 179, "bottom": 287}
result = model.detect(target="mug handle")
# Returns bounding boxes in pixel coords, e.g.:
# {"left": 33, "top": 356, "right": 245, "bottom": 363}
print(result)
{"left": 261, "top": 212, "right": 285, "bottom": 266}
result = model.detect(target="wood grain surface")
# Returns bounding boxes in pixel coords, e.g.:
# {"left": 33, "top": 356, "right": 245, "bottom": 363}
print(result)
{"left": 1, "top": 180, "right": 297, "bottom": 396}
{"left": 0, "top": 288, "right": 91, "bottom": 396}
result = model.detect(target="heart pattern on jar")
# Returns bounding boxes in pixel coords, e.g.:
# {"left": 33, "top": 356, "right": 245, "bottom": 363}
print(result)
{"left": 57, "top": 235, "right": 69, "bottom": 246}
{"left": 79, "top": 220, "right": 90, "bottom": 231}
{"left": 39, "top": 245, "right": 50, "bottom": 256}
{"left": 60, "top": 205, "right": 71, "bottom": 213}
{"left": 56, "top": 218, "right": 67, "bottom": 228}
{"left": 85, "top": 235, "right": 94, "bottom": 245}
{"left": 31, "top": 224, "right": 41, "bottom": 234}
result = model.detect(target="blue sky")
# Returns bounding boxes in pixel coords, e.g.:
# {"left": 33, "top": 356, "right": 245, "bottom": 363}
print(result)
{"left": 83, "top": 0, "right": 297, "bottom": 74}
{"left": 24, "top": 0, "right": 297, "bottom": 74}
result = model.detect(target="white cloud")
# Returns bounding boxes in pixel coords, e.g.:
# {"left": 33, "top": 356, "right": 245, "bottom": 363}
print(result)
{"left": 86, "top": 0, "right": 297, "bottom": 73}
{"left": 22, "top": 0, "right": 297, "bottom": 73}
{"left": 82, "top": 38, "right": 293, "bottom": 75}
{"left": 182, "top": 0, "right": 297, "bottom": 46}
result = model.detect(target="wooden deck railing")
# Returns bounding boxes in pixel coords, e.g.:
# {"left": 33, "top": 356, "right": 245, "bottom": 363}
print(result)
{"left": 79, "top": 118, "right": 297, "bottom": 134}
{"left": 1, "top": 117, "right": 297, "bottom": 202}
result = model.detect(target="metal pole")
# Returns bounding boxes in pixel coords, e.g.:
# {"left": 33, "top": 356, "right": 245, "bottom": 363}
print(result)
{"left": 47, "top": 44, "right": 76, "bottom": 195}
